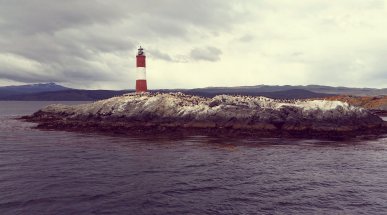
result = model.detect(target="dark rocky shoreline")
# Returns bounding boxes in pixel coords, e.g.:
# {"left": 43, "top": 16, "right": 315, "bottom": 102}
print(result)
{"left": 21, "top": 117, "right": 387, "bottom": 140}
{"left": 20, "top": 93, "right": 387, "bottom": 140}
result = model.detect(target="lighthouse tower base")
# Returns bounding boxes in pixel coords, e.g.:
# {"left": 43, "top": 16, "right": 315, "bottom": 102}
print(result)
{"left": 136, "top": 80, "right": 147, "bottom": 92}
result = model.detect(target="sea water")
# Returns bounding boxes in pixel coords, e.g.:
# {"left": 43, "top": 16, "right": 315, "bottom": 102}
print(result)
{"left": 1, "top": 101, "right": 387, "bottom": 214}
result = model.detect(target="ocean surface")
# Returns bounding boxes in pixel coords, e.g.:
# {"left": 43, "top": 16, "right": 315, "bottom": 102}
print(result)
{"left": 1, "top": 101, "right": 387, "bottom": 215}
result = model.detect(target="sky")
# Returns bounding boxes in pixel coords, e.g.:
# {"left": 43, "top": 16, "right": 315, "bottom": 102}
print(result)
{"left": 0, "top": 0, "right": 387, "bottom": 90}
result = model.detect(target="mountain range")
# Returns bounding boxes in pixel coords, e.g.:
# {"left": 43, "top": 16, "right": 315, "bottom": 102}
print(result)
{"left": 1, "top": 83, "right": 387, "bottom": 101}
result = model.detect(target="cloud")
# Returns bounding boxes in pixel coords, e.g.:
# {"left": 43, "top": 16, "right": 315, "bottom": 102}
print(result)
{"left": 190, "top": 47, "right": 222, "bottom": 62}
{"left": 148, "top": 49, "right": 173, "bottom": 62}
{"left": 0, "top": 0, "right": 387, "bottom": 89}
{"left": 0, "top": 0, "right": 245, "bottom": 89}
{"left": 0, "top": 1, "right": 129, "bottom": 34}
{"left": 0, "top": 53, "right": 54, "bottom": 82}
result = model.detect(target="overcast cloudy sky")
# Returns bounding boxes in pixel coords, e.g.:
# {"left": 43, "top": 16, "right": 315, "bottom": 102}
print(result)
{"left": 0, "top": 0, "right": 387, "bottom": 89}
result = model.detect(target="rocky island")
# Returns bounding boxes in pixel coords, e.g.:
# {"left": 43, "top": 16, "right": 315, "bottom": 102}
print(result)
{"left": 22, "top": 93, "right": 387, "bottom": 139}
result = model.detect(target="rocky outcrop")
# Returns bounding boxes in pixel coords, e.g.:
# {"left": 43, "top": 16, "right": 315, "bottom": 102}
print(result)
{"left": 325, "top": 95, "right": 387, "bottom": 116}
{"left": 22, "top": 93, "right": 387, "bottom": 139}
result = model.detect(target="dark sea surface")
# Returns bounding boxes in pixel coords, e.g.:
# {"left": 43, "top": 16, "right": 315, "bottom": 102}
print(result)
{"left": 1, "top": 101, "right": 387, "bottom": 215}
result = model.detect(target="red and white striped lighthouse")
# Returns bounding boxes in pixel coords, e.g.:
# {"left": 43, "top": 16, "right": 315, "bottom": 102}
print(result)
{"left": 136, "top": 46, "right": 147, "bottom": 92}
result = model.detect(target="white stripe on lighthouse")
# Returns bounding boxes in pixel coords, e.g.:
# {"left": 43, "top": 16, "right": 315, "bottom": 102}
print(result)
{"left": 136, "top": 67, "right": 146, "bottom": 80}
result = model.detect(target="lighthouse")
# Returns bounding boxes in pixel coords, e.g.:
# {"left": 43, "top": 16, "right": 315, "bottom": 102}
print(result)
{"left": 136, "top": 46, "right": 147, "bottom": 92}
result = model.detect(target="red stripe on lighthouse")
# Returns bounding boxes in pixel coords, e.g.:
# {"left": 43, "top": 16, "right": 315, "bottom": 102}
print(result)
{"left": 136, "top": 47, "right": 147, "bottom": 93}
{"left": 137, "top": 55, "right": 146, "bottom": 67}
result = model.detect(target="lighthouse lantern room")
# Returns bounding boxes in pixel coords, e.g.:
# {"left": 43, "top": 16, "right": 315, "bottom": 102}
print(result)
{"left": 136, "top": 46, "right": 147, "bottom": 92}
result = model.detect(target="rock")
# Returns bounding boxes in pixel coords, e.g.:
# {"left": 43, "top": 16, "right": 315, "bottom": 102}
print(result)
{"left": 325, "top": 95, "right": 387, "bottom": 112}
{"left": 21, "top": 93, "right": 387, "bottom": 139}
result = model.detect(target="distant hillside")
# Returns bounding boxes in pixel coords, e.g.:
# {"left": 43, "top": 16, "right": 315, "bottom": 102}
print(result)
{"left": 182, "top": 89, "right": 333, "bottom": 99}
{"left": 0, "top": 88, "right": 333, "bottom": 101}
{"left": 1, "top": 90, "right": 132, "bottom": 101}
{"left": 2, "top": 82, "right": 387, "bottom": 101}
{"left": 193, "top": 85, "right": 387, "bottom": 96}
{"left": 0, "top": 83, "right": 70, "bottom": 94}
{"left": 0, "top": 83, "right": 72, "bottom": 100}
